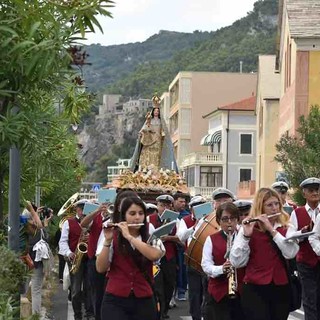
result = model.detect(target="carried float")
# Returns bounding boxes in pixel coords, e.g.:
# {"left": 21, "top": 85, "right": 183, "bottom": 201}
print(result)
{"left": 106, "top": 93, "right": 190, "bottom": 202}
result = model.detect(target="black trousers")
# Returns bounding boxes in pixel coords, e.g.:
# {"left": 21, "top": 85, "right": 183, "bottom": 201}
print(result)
{"left": 159, "top": 256, "right": 176, "bottom": 315}
{"left": 241, "top": 283, "right": 290, "bottom": 320}
{"left": 297, "top": 262, "right": 320, "bottom": 320}
{"left": 101, "top": 292, "right": 156, "bottom": 320}
{"left": 206, "top": 294, "right": 244, "bottom": 320}
{"left": 68, "top": 260, "right": 93, "bottom": 320}
{"left": 202, "top": 276, "right": 212, "bottom": 320}
{"left": 187, "top": 267, "right": 204, "bottom": 320}
{"left": 58, "top": 254, "right": 66, "bottom": 280}
{"left": 87, "top": 258, "right": 107, "bottom": 320}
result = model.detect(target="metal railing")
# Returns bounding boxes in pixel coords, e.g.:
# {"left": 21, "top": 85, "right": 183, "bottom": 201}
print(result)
{"left": 188, "top": 186, "right": 219, "bottom": 199}
{"left": 181, "top": 152, "right": 223, "bottom": 167}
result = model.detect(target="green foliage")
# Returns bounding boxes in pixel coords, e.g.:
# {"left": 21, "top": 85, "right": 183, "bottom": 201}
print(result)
{"left": 0, "top": 246, "right": 27, "bottom": 295}
{"left": 94, "top": 0, "right": 278, "bottom": 97}
{"left": 83, "top": 30, "right": 213, "bottom": 91}
{"left": 0, "top": 0, "right": 113, "bottom": 220}
{"left": 275, "top": 106, "right": 320, "bottom": 204}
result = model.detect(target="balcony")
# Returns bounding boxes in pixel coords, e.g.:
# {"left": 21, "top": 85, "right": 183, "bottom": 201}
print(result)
{"left": 181, "top": 152, "right": 223, "bottom": 168}
{"left": 188, "top": 186, "right": 219, "bottom": 200}
{"left": 237, "top": 180, "right": 256, "bottom": 199}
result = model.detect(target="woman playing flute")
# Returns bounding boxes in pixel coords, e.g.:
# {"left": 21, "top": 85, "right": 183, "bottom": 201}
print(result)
{"left": 230, "top": 188, "right": 299, "bottom": 320}
{"left": 96, "top": 197, "right": 166, "bottom": 320}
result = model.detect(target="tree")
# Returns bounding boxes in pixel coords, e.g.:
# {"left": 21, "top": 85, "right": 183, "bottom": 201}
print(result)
{"left": 0, "top": 1, "right": 114, "bottom": 221}
{"left": 275, "top": 105, "right": 320, "bottom": 203}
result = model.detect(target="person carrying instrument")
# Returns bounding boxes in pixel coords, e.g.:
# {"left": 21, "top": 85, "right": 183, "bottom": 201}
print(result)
{"left": 147, "top": 194, "right": 180, "bottom": 320}
{"left": 177, "top": 195, "right": 206, "bottom": 320}
{"left": 59, "top": 199, "right": 94, "bottom": 320}
{"left": 80, "top": 202, "right": 108, "bottom": 320}
{"left": 201, "top": 202, "right": 244, "bottom": 320}
{"left": 82, "top": 190, "right": 139, "bottom": 320}
{"left": 230, "top": 188, "right": 299, "bottom": 320}
{"left": 96, "top": 197, "right": 165, "bottom": 320}
{"left": 288, "top": 177, "right": 320, "bottom": 320}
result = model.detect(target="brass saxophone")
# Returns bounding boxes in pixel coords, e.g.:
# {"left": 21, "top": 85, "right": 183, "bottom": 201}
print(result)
{"left": 70, "top": 228, "right": 88, "bottom": 274}
{"left": 226, "top": 226, "right": 237, "bottom": 298}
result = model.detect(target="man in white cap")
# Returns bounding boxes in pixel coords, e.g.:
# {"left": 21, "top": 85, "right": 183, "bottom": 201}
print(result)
{"left": 287, "top": 177, "right": 320, "bottom": 320}
{"left": 271, "top": 181, "right": 296, "bottom": 214}
{"left": 59, "top": 199, "right": 94, "bottom": 320}
{"left": 233, "top": 200, "right": 252, "bottom": 224}
{"left": 212, "top": 188, "right": 236, "bottom": 211}
{"left": 177, "top": 195, "right": 207, "bottom": 320}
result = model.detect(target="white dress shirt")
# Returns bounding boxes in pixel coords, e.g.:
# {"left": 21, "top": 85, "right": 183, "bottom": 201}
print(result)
{"left": 309, "top": 214, "right": 320, "bottom": 256}
{"left": 201, "top": 231, "right": 234, "bottom": 278}
{"left": 230, "top": 223, "right": 299, "bottom": 269}
{"left": 287, "top": 203, "right": 320, "bottom": 239}
{"left": 176, "top": 218, "right": 195, "bottom": 244}
{"left": 58, "top": 216, "right": 82, "bottom": 257}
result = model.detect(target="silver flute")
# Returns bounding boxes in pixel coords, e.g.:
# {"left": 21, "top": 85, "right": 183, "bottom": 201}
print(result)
{"left": 243, "top": 213, "right": 281, "bottom": 225}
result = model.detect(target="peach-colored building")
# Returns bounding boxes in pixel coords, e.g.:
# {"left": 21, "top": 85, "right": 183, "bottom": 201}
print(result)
{"left": 161, "top": 72, "right": 257, "bottom": 169}
{"left": 278, "top": 0, "right": 320, "bottom": 136}
{"left": 255, "top": 55, "right": 281, "bottom": 188}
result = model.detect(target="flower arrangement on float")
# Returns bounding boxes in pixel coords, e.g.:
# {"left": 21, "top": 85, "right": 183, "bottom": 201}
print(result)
{"left": 107, "top": 165, "right": 188, "bottom": 194}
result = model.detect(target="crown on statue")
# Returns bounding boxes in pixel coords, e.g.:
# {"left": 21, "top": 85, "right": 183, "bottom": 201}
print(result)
{"left": 152, "top": 93, "right": 161, "bottom": 107}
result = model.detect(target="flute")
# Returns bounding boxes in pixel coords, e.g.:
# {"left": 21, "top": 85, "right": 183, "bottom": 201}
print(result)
{"left": 243, "top": 213, "right": 281, "bottom": 225}
{"left": 103, "top": 222, "right": 144, "bottom": 228}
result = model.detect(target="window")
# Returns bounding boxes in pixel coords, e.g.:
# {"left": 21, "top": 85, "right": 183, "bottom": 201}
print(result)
{"left": 240, "top": 168, "right": 252, "bottom": 182}
{"left": 240, "top": 134, "right": 252, "bottom": 155}
{"left": 185, "top": 167, "right": 195, "bottom": 187}
{"left": 200, "top": 166, "right": 222, "bottom": 187}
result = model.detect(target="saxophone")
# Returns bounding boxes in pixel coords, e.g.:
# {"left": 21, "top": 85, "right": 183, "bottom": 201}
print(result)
{"left": 226, "top": 226, "right": 237, "bottom": 298}
{"left": 70, "top": 228, "right": 88, "bottom": 274}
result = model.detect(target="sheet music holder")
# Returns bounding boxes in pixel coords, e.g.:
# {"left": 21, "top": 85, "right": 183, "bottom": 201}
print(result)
{"left": 148, "top": 220, "right": 176, "bottom": 243}
{"left": 193, "top": 202, "right": 213, "bottom": 220}
{"left": 83, "top": 203, "right": 99, "bottom": 216}
{"left": 98, "top": 189, "right": 117, "bottom": 204}
{"left": 160, "top": 209, "right": 179, "bottom": 222}
{"left": 285, "top": 231, "right": 315, "bottom": 242}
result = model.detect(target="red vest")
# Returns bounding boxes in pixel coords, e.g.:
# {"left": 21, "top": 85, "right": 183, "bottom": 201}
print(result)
{"left": 295, "top": 206, "right": 320, "bottom": 267}
{"left": 183, "top": 214, "right": 196, "bottom": 229}
{"left": 244, "top": 227, "right": 288, "bottom": 285}
{"left": 106, "top": 234, "right": 153, "bottom": 298}
{"left": 68, "top": 218, "right": 82, "bottom": 253}
{"left": 87, "top": 214, "right": 103, "bottom": 259}
{"left": 149, "top": 213, "right": 177, "bottom": 261}
{"left": 208, "top": 231, "right": 245, "bottom": 302}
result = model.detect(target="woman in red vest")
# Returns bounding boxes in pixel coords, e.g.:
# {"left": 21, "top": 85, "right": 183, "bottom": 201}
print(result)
{"left": 230, "top": 188, "right": 299, "bottom": 320}
{"left": 96, "top": 197, "right": 165, "bottom": 320}
{"left": 201, "top": 202, "right": 245, "bottom": 320}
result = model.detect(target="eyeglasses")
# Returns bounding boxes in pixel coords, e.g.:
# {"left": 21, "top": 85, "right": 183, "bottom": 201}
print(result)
{"left": 220, "top": 217, "right": 238, "bottom": 223}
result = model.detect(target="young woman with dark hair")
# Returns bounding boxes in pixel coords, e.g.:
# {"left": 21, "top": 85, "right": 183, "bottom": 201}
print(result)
{"left": 96, "top": 197, "right": 165, "bottom": 320}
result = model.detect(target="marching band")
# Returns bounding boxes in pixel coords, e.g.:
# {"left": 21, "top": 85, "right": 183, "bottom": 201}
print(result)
{"left": 55, "top": 176, "right": 320, "bottom": 320}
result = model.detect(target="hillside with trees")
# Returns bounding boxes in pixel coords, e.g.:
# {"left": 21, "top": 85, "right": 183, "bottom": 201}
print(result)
{"left": 107, "top": 0, "right": 278, "bottom": 97}
{"left": 83, "top": 30, "right": 213, "bottom": 90}
{"left": 81, "top": 0, "right": 279, "bottom": 180}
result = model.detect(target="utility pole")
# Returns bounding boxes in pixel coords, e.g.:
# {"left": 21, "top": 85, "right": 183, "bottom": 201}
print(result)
{"left": 8, "top": 106, "right": 21, "bottom": 320}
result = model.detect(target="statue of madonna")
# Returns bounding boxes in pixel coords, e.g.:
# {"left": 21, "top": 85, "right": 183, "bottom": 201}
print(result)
{"left": 130, "top": 95, "right": 178, "bottom": 172}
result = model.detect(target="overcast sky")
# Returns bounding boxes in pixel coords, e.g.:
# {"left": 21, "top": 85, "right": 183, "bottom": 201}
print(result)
{"left": 84, "top": 0, "right": 257, "bottom": 46}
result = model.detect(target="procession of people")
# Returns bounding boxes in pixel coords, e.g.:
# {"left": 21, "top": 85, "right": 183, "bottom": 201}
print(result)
{"left": 19, "top": 96, "right": 320, "bottom": 320}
